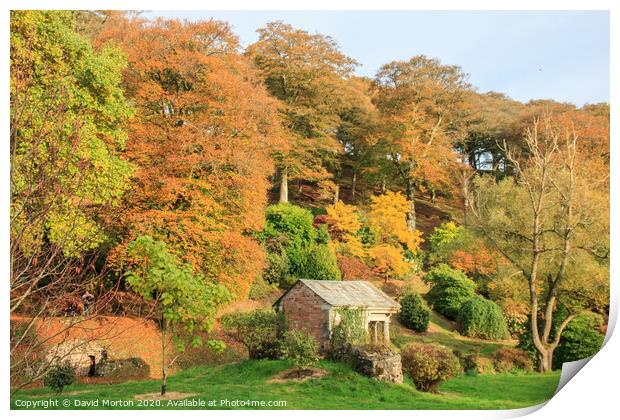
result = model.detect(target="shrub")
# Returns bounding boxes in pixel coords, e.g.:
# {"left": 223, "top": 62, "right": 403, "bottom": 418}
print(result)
{"left": 302, "top": 243, "right": 341, "bottom": 280}
{"left": 457, "top": 296, "right": 509, "bottom": 340}
{"left": 43, "top": 362, "right": 75, "bottom": 394}
{"left": 401, "top": 343, "right": 461, "bottom": 392}
{"left": 428, "top": 221, "right": 463, "bottom": 250}
{"left": 398, "top": 293, "right": 431, "bottom": 333}
{"left": 315, "top": 223, "right": 330, "bottom": 245}
{"left": 427, "top": 224, "right": 497, "bottom": 282}
{"left": 263, "top": 251, "right": 293, "bottom": 288}
{"left": 553, "top": 313, "right": 605, "bottom": 370}
{"left": 263, "top": 203, "right": 317, "bottom": 247}
{"left": 492, "top": 348, "right": 533, "bottom": 373}
{"left": 221, "top": 309, "right": 284, "bottom": 359}
{"left": 499, "top": 298, "right": 529, "bottom": 337}
{"left": 453, "top": 350, "right": 495, "bottom": 376}
{"left": 424, "top": 264, "right": 476, "bottom": 319}
{"left": 280, "top": 330, "right": 320, "bottom": 371}
{"left": 285, "top": 243, "right": 341, "bottom": 281}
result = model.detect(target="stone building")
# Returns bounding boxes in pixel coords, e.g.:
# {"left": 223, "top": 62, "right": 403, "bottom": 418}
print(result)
{"left": 273, "top": 279, "right": 400, "bottom": 351}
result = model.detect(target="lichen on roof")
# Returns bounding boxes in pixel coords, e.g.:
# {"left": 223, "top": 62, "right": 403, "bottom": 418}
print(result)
{"left": 290, "top": 279, "right": 400, "bottom": 310}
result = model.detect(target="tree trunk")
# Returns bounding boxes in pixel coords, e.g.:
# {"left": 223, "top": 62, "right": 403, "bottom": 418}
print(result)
{"left": 493, "top": 156, "right": 500, "bottom": 179}
{"left": 537, "top": 348, "right": 553, "bottom": 373}
{"left": 381, "top": 177, "right": 386, "bottom": 194}
{"left": 462, "top": 170, "right": 469, "bottom": 226}
{"left": 406, "top": 180, "right": 416, "bottom": 231}
{"left": 351, "top": 170, "right": 357, "bottom": 201}
{"left": 333, "top": 183, "right": 339, "bottom": 204}
{"left": 161, "top": 316, "right": 167, "bottom": 396}
{"left": 279, "top": 168, "right": 288, "bottom": 203}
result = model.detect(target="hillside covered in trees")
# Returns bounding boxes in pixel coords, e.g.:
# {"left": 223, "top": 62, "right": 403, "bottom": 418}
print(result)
{"left": 10, "top": 10, "right": 609, "bottom": 398}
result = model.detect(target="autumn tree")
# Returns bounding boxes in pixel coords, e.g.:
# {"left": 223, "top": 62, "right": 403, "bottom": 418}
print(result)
{"left": 332, "top": 77, "right": 379, "bottom": 203}
{"left": 459, "top": 92, "right": 524, "bottom": 175}
{"left": 125, "top": 236, "right": 230, "bottom": 395}
{"left": 366, "top": 192, "right": 423, "bottom": 282}
{"left": 456, "top": 91, "right": 524, "bottom": 223}
{"left": 371, "top": 56, "right": 470, "bottom": 230}
{"left": 469, "top": 116, "right": 609, "bottom": 372}
{"left": 97, "top": 15, "right": 285, "bottom": 298}
{"left": 324, "top": 201, "right": 365, "bottom": 258}
{"left": 10, "top": 11, "right": 133, "bottom": 385}
{"left": 246, "top": 21, "right": 359, "bottom": 202}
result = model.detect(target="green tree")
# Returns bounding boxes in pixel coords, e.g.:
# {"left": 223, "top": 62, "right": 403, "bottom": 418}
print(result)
{"left": 261, "top": 203, "right": 341, "bottom": 286}
{"left": 281, "top": 330, "right": 320, "bottom": 371}
{"left": 125, "top": 236, "right": 231, "bottom": 395}
{"left": 10, "top": 11, "right": 133, "bottom": 386}
{"left": 424, "top": 264, "right": 477, "bottom": 320}
{"left": 553, "top": 313, "right": 605, "bottom": 369}
{"left": 10, "top": 9, "right": 133, "bottom": 293}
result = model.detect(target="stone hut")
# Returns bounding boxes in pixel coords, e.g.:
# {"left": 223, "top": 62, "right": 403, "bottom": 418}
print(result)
{"left": 273, "top": 279, "right": 400, "bottom": 351}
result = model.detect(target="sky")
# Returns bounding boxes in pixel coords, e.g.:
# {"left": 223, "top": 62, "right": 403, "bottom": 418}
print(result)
{"left": 144, "top": 11, "right": 610, "bottom": 107}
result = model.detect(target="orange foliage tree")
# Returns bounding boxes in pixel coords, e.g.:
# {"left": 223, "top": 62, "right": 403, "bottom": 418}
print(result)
{"left": 371, "top": 56, "right": 470, "bottom": 230}
{"left": 98, "top": 16, "right": 286, "bottom": 298}
{"left": 247, "top": 21, "right": 359, "bottom": 203}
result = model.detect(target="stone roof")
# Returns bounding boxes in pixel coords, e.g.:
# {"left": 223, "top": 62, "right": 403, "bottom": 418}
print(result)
{"left": 275, "top": 279, "right": 400, "bottom": 311}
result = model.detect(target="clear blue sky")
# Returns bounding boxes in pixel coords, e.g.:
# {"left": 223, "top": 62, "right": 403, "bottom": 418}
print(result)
{"left": 144, "top": 10, "right": 609, "bottom": 107}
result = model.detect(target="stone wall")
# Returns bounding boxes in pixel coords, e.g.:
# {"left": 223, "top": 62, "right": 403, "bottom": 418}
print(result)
{"left": 278, "top": 282, "right": 331, "bottom": 350}
{"left": 44, "top": 340, "right": 107, "bottom": 376}
{"left": 348, "top": 346, "right": 403, "bottom": 384}
{"left": 12, "top": 315, "right": 164, "bottom": 379}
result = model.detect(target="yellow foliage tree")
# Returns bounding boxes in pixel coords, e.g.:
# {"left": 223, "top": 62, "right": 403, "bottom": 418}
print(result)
{"left": 325, "top": 201, "right": 365, "bottom": 258}
{"left": 367, "top": 192, "right": 423, "bottom": 252}
{"left": 368, "top": 244, "right": 411, "bottom": 283}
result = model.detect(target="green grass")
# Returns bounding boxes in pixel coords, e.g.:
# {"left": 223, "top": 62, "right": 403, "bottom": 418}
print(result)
{"left": 11, "top": 360, "right": 560, "bottom": 410}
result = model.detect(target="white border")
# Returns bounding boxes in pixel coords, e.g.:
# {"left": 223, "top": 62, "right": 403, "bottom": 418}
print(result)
{"left": 2, "top": 1, "right": 617, "bottom": 419}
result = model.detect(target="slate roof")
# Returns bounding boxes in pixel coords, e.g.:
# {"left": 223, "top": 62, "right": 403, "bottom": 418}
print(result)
{"left": 275, "top": 279, "right": 400, "bottom": 311}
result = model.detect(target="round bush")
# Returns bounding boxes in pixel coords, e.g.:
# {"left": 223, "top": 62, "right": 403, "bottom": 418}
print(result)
{"left": 263, "top": 251, "right": 293, "bottom": 288}
{"left": 298, "top": 243, "right": 342, "bottom": 281}
{"left": 457, "top": 296, "right": 509, "bottom": 340}
{"left": 401, "top": 343, "right": 461, "bottom": 392}
{"left": 492, "top": 348, "right": 533, "bottom": 373}
{"left": 263, "top": 203, "right": 317, "bottom": 247}
{"left": 43, "top": 362, "right": 75, "bottom": 394}
{"left": 424, "top": 264, "right": 476, "bottom": 320}
{"left": 553, "top": 313, "right": 604, "bottom": 370}
{"left": 398, "top": 293, "right": 431, "bottom": 332}
{"left": 280, "top": 330, "right": 320, "bottom": 370}
{"left": 459, "top": 354, "right": 495, "bottom": 376}
{"left": 221, "top": 309, "right": 285, "bottom": 359}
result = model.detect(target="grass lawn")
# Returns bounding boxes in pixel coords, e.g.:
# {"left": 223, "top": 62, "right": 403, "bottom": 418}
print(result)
{"left": 11, "top": 359, "right": 560, "bottom": 410}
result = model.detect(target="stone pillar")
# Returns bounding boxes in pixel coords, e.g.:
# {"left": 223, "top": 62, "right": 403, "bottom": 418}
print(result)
{"left": 383, "top": 320, "right": 390, "bottom": 343}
